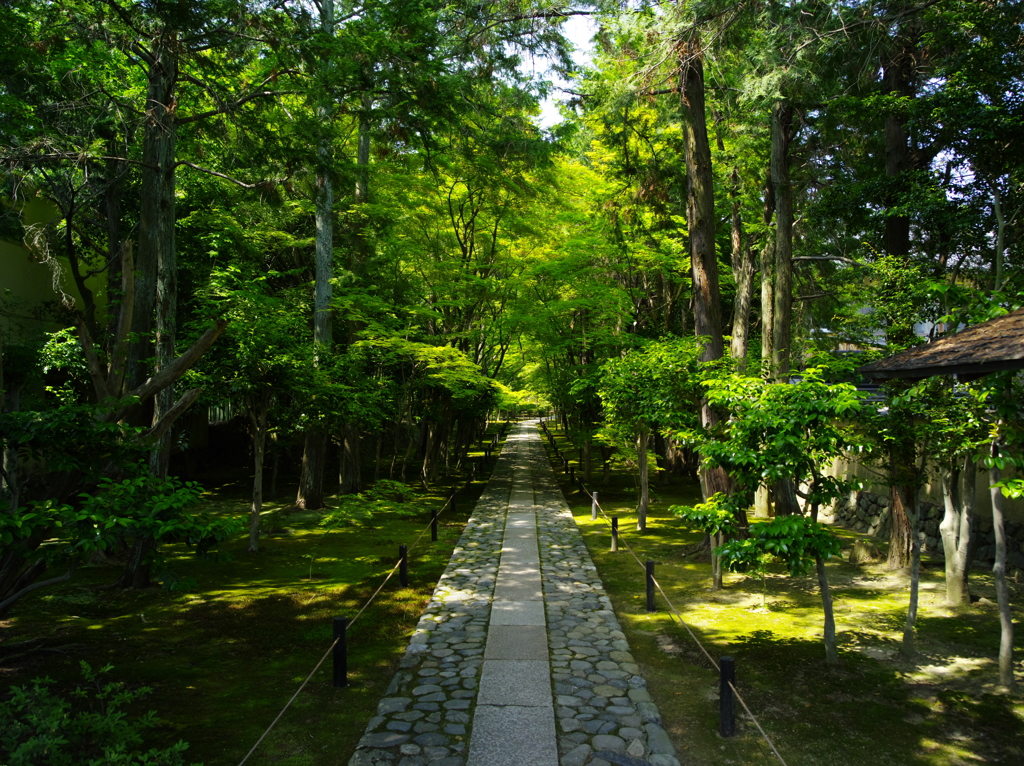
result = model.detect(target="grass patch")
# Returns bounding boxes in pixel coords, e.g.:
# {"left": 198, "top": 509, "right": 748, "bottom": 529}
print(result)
{"left": 541, "top": 424, "right": 1024, "bottom": 766}
{"left": 0, "top": 436, "right": 507, "bottom": 766}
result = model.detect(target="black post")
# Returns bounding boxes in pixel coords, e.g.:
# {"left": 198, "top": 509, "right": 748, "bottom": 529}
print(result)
{"left": 431, "top": 506, "right": 438, "bottom": 542}
{"left": 399, "top": 545, "right": 409, "bottom": 587}
{"left": 569, "top": 466, "right": 575, "bottom": 483}
{"left": 333, "top": 617, "right": 348, "bottom": 688}
{"left": 451, "top": 487, "right": 457, "bottom": 516}
{"left": 578, "top": 478, "right": 585, "bottom": 495}
{"left": 646, "top": 560, "right": 655, "bottom": 612}
{"left": 611, "top": 516, "right": 619, "bottom": 552}
{"left": 719, "top": 656, "right": 736, "bottom": 737}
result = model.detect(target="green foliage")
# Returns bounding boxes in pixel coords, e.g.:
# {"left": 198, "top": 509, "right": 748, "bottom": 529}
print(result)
{"left": 0, "top": 662, "right": 196, "bottom": 766}
{"left": 77, "top": 474, "right": 239, "bottom": 560}
{"left": 596, "top": 337, "right": 704, "bottom": 447}
{"left": 670, "top": 494, "right": 737, "bottom": 537}
{"left": 684, "top": 368, "right": 864, "bottom": 508}
{"left": 716, "top": 515, "right": 842, "bottom": 578}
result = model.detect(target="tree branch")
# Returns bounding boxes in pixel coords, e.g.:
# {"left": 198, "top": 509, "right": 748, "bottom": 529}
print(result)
{"left": 139, "top": 388, "right": 203, "bottom": 444}
{"left": 108, "top": 320, "right": 228, "bottom": 423}
{"left": 174, "top": 162, "right": 271, "bottom": 190}
{"left": 0, "top": 567, "right": 75, "bottom": 615}
{"left": 178, "top": 82, "right": 299, "bottom": 124}
{"left": 792, "top": 256, "right": 863, "bottom": 267}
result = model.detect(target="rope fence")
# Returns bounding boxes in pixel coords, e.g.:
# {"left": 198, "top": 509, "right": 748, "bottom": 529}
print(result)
{"left": 238, "top": 429, "right": 508, "bottom": 766}
{"left": 539, "top": 419, "right": 788, "bottom": 766}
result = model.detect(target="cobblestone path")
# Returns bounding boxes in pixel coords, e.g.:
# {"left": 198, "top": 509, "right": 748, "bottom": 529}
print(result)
{"left": 347, "top": 422, "right": 680, "bottom": 766}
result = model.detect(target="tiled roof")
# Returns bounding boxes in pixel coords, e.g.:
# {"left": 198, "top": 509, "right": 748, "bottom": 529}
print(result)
{"left": 858, "top": 308, "right": 1024, "bottom": 381}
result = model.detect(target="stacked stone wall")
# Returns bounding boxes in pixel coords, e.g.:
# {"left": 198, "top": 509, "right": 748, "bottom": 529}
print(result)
{"left": 820, "top": 490, "right": 1024, "bottom": 575}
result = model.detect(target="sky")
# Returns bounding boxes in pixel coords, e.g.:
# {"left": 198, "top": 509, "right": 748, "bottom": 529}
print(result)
{"left": 534, "top": 15, "right": 596, "bottom": 129}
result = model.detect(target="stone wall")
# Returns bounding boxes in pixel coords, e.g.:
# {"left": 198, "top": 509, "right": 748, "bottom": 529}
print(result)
{"left": 820, "top": 490, "right": 1024, "bottom": 575}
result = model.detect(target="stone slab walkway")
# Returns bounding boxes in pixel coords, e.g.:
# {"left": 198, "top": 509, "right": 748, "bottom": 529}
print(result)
{"left": 347, "top": 422, "right": 680, "bottom": 766}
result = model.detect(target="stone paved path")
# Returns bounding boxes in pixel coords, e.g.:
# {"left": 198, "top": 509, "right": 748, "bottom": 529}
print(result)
{"left": 347, "top": 422, "right": 680, "bottom": 766}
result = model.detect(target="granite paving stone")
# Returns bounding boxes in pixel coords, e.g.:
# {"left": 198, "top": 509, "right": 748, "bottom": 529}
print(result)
{"left": 347, "top": 422, "right": 680, "bottom": 766}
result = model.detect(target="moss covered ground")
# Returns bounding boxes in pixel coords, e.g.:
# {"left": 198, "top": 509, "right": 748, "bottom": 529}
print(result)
{"left": 541, "top": 425, "right": 1024, "bottom": 766}
{"left": 3, "top": 421, "right": 1022, "bottom": 766}
{"left": 0, "top": 437, "right": 503, "bottom": 766}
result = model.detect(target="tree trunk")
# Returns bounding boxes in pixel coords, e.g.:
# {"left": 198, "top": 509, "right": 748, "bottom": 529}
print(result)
{"left": 637, "top": 426, "right": 650, "bottom": 532}
{"left": 117, "top": 536, "right": 154, "bottom": 589}
{"left": 339, "top": 424, "right": 361, "bottom": 494}
{"left": 711, "top": 532, "right": 723, "bottom": 591}
{"left": 773, "top": 478, "right": 801, "bottom": 516}
{"left": 130, "top": 36, "right": 178, "bottom": 395}
{"left": 940, "top": 461, "right": 971, "bottom": 606}
{"left": 991, "top": 179, "right": 1007, "bottom": 291}
{"left": 679, "top": 32, "right": 730, "bottom": 505}
{"left": 296, "top": 0, "right": 335, "bottom": 510}
{"left": 955, "top": 458, "right": 976, "bottom": 598}
{"left": 2, "top": 381, "right": 21, "bottom": 513}
{"left": 883, "top": 21, "right": 914, "bottom": 259}
{"left": 901, "top": 484, "right": 921, "bottom": 656}
{"left": 247, "top": 391, "right": 269, "bottom": 553}
{"left": 887, "top": 484, "right": 913, "bottom": 570}
{"left": 816, "top": 554, "right": 838, "bottom": 664}
{"left": 760, "top": 237, "right": 776, "bottom": 372}
{"left": 296, "top": 430, "right": 327, "bottom": 510}
{"left": 989, "top": 442, "right": 1016, "bottom": 690}
{"left": 770, "top": 101, "right": 794, "bottom": 380}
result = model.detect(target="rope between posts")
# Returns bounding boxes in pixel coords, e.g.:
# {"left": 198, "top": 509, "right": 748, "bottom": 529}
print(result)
{"left": 237, "top": 478, "right": 468, "bottom": 766}
{"left": 543, "top": 426, "right": 787, "bottom": 766}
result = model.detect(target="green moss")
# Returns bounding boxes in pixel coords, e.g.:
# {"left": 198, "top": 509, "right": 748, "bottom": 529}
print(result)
{"left": 541, "top": 424, "right": 1023, "bottom": 766}
{"left": 1, "top": 450, "right": 497, "bottom": 765}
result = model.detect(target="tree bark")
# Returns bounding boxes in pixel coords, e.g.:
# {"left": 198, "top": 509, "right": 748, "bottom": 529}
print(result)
{"left": 296, "top": 0, "right": 335, "bottom": 510}
{"left": 770, "top": 101, "right": 794, "bottom": 380}
{"left": 901, "top": 484, "right": 921, "bottom": 656}
{"left": 760, "top": 237, "right": 776, "bottom": 374}
{"left": 339, "top": 424, "right": 361, "bottom": 494}
{"left": 130, "top": 34, "right": 178, "bottom": 395}
{"left": 679, "top": 31, "right": 730, "bottom": 504}
{"left": 989, "top": 442, "right": 1016, "bottom": 690}
{"left": 887, "top": 483, "right": 913, "bottom": 570}
{"left": 637, "top": 426, "right": 650, "bottom": 532}
{"left": 247, "top": 390, "right": 269, "bottom": 553}
{"left": 940, "top": 459, "right": 973, "bottom": 606}
{"left": 883, "top": 19, "right": 914, "bottom": 259}
{"left": 816, "top": 554, "right": 838, "bottom": 664}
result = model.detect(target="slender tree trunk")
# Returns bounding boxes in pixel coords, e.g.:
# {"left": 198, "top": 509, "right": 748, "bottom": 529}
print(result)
{"left": 901, "top": 484, "right": 921, "bottom": 656}
{"left": 637, "top": 426, "right": 650, "bottom": 532}
{"left": 991, "top": 179, "right": 1007, "bottom": 291}
{"left": 816, "top": 555, "right": 838, "bottom": 664}
{"left": 760, "top": 237, "right": 775, "bottom": 375}
{"left": 2, "top": 381, "right": 21, "bottom": 513}
{"left": 989, "top": 441, "right": 1016, "bottom": 690}
{"left": 247, "top": 391, "right": 269, "bottom": 553}
{"left": 882, "top": 11, "right": 918, "bottom": 259}
{"left": 730, "top": 237, "right": 756, "bottom": 370}
{"left": 339, "top": 424, "right": 361, "bottom": 494}
{"left": 296, "top": 0, "right": 335, "bottom": 511}
{"left": 711, "top": 532, "right": 723, "bottom": 591}
{"left": 770, "top": 101, "right": 794, "bottom": 380}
